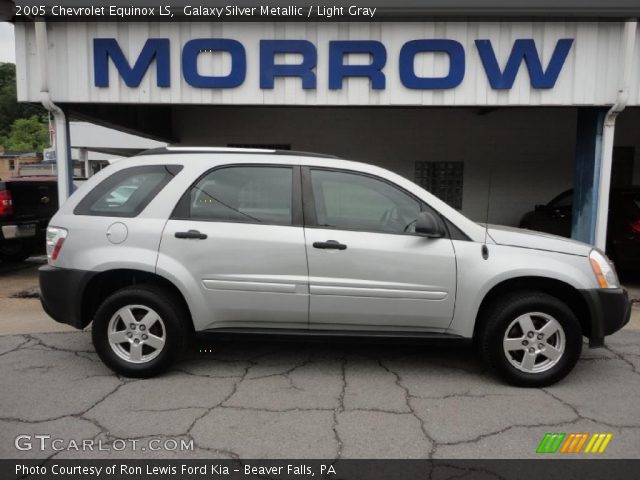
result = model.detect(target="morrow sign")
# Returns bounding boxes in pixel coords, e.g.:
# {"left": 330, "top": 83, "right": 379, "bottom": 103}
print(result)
{"left": 94, "top": 38, "right": 574, "bottom": 91}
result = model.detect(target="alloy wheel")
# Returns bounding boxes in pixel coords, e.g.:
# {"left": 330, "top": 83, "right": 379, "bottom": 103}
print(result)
{"left": 502, "top": 312, "right": 566, "bottom": 373}
{"left": 107, "top": 305, "right": 166, "bottom": 364}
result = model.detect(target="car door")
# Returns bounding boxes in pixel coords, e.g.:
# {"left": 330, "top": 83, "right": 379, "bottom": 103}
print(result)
{"left": 158, "top": 164, "right": 309, "bottom": 330}
{"left": 302, "top": 167, "right": 457, "bottom": 331}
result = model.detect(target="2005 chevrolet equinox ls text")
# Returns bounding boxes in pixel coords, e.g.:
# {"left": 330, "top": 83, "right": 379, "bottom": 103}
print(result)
{"left": 39, "top": 147, "right": 631, "bottom": 386}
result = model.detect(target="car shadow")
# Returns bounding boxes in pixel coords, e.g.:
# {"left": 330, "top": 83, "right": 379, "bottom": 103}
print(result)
{"left": 179, "top": 333, "right": 487, "bottom": 377}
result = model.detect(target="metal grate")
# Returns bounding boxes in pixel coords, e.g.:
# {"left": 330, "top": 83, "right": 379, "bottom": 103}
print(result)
{"left": 414, "top": 161, "right": 464, "bottom": 210}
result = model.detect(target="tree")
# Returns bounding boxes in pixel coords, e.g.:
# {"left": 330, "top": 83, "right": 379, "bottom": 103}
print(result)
{"left": 1, "top": 116, "right": 50, "bottom": 152}
{"left": 0, "top": 63, "right": 46, "bottom": 141}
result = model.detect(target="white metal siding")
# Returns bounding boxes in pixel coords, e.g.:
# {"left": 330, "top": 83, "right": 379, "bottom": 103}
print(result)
{"left": 14, "top": 21, "right": 638, "bottom": 106}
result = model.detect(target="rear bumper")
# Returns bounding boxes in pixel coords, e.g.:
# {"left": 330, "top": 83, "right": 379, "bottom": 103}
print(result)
{"left": 579, "top": 288, "right": 631, "bottom": 346}
{"left": 0, "top": 222, "right": 37, "bottom": 240}
{"left": 39, "top": 265, "right": 96, "bottom": 329}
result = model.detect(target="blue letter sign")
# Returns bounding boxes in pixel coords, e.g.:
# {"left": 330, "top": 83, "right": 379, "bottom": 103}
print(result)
{"left": 328, "top": 41, "right": 387, "bottom": 90}
{"left": 182, "top": 39, "right": 246, "bottom": 88}
{"left": 260, "top": 40, "right": 317, "bottom": 89}
{"left": 93, "top": 37, "right": 575, "bottom": 92}
{"left": 399, "top": 39, "right": 465, "bottom": 89}
{"left": 94, "top": 38, "right": 170, "bottom": 87}
{"left": 475, "top": 38, "right": 574, "bottom": 89}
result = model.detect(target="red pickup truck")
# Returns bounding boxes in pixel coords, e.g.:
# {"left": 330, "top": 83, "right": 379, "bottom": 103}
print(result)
{"left": 0, "top": 176, "right": 59, "bottom": 262}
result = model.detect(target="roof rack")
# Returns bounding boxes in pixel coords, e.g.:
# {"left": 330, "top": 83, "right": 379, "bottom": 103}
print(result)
{"left": 136, "top": 146, "right": 339, "bottom": 159}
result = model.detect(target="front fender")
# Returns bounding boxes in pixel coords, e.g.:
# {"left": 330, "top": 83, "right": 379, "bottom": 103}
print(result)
{"left": 447, "top": 242, "right": 596, "bottom": 338}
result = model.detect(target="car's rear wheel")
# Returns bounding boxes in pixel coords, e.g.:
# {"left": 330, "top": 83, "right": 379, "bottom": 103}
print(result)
{"left": 92, "top": 285, "right": 188, "bottom": 378}
{"left": 479, "top": 291, "right": 582, "bottom": 387}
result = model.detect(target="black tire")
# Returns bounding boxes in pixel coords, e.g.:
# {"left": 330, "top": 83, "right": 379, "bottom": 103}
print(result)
{"left": 478, "top": 291, "right": 582, "bottom": 387}
{"left": 92, "top": 285, "right": 189, "bottom": 378}
{"left": 0, "top": 240, "right": 35, "bottom": 263}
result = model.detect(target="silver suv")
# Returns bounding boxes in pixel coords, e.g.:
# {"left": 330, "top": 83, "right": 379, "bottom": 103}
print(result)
{"left": 39, "top": 147, "right": 630, "bottom": 386}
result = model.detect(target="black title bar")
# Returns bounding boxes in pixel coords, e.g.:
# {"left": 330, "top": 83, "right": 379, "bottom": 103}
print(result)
{"left": 5, "top": 0, "right": 640, "bottom": 22}
{"left": 4, "top": 459, "right": 640, "bottom": 480}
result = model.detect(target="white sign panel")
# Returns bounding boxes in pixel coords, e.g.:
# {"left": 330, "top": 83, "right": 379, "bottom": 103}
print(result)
{"left": 14, "top": 21, "right": 639, "bottom": 106}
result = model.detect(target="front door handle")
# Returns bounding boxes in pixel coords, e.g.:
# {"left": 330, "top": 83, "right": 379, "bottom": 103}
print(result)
{"left": 313, "top": 240, "right": 347, "bottom": 250}
{"left": 175, "top": 230, "right": 208, "bottom": 240}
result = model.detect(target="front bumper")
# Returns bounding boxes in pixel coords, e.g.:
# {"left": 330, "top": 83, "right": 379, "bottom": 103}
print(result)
{"left": 39, "top": 265, "right": 96, "bottom": 329}
{"left": 579, "top": 288, "right": 631, "bottom": 346}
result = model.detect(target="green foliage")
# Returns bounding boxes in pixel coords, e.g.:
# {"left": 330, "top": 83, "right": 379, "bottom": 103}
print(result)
{"left": 0, "top": 63, "right": 47, "bottom": 147}
{"left": 1, "top": 116, "right": 50, "bottom": 151}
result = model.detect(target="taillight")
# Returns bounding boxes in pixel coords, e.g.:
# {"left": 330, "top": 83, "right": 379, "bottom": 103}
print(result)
{"left": 0, "top": 190, "right": 13, "bottom": 216}
{"left": 46, "top": 227, "right": 68, "bottom": 263}
{"left": 630, "top": 219, "right": 640, "bottom": 234}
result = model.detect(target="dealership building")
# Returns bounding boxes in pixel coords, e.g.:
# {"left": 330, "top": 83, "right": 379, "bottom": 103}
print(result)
{"left": 6, "top": 5, "right": 640, "bottom": 249}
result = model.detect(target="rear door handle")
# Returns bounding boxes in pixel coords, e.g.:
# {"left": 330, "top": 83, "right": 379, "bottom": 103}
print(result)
{"left": 175, "top": 230, "right": 207, "bottom": 240}
{"left": 313, "top": 240, "right": 347, "bottom": 250}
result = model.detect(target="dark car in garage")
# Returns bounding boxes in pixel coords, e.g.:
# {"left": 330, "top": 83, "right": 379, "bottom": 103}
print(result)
{"left": 519, "top": 187, "right": 640, "bottom": 272}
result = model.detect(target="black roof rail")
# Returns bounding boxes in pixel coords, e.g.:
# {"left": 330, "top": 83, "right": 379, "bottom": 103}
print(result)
{"left": 135, "top": 146, "right": 340, "bottom": 159}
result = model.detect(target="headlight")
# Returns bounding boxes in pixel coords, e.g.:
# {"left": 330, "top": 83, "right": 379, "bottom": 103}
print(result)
{"left": 589, "top": 249, "right": 620, "bottom": 289}
{"left": 46, "top": 227, "right": 68, "bottom": 263}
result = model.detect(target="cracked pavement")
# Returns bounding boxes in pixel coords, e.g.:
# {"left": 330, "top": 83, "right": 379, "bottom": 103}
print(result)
{"left": 1, "top": 329, "right": 639, "bottom": 459}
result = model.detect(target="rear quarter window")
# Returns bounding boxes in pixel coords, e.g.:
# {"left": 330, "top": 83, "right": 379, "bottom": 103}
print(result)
{"left": 74, "top": 165, "right": 182, "bottom": 217}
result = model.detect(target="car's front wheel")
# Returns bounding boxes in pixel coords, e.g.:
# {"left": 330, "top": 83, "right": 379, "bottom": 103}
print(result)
{"left": 479, "top": 291, "right": 582, "bottom": 387}
{"left": 92, "top": 285, "right": 188, "bottom": 378}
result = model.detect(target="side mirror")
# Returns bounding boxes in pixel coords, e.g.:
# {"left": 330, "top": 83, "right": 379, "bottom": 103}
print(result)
{"left": 415, "top": 212, "right": 445, "bottom": 238}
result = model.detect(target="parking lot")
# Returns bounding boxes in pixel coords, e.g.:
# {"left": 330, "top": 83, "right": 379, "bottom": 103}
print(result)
{"left": 1, "top": 258, "right": 639, "bottom": 459}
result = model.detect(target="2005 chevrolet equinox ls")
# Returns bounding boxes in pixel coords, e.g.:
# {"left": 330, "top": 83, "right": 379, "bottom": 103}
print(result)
{"left": 39, "top": 147, "right": 631, "bottom": 386}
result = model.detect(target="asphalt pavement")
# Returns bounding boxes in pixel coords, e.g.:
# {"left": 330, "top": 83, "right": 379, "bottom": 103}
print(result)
{"left": 1, "top": 329, "right": 639, "bottom": 459}
{"left": 0, "top": 258, "right": 639, "bottom": 459}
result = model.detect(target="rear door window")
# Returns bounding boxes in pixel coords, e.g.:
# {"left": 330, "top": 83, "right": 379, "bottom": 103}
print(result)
{"left": 175, "top": 166, "right": 294, "bottom": 225}
{"left": 74, "top": 165, "right": 182, "bottom": 217}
